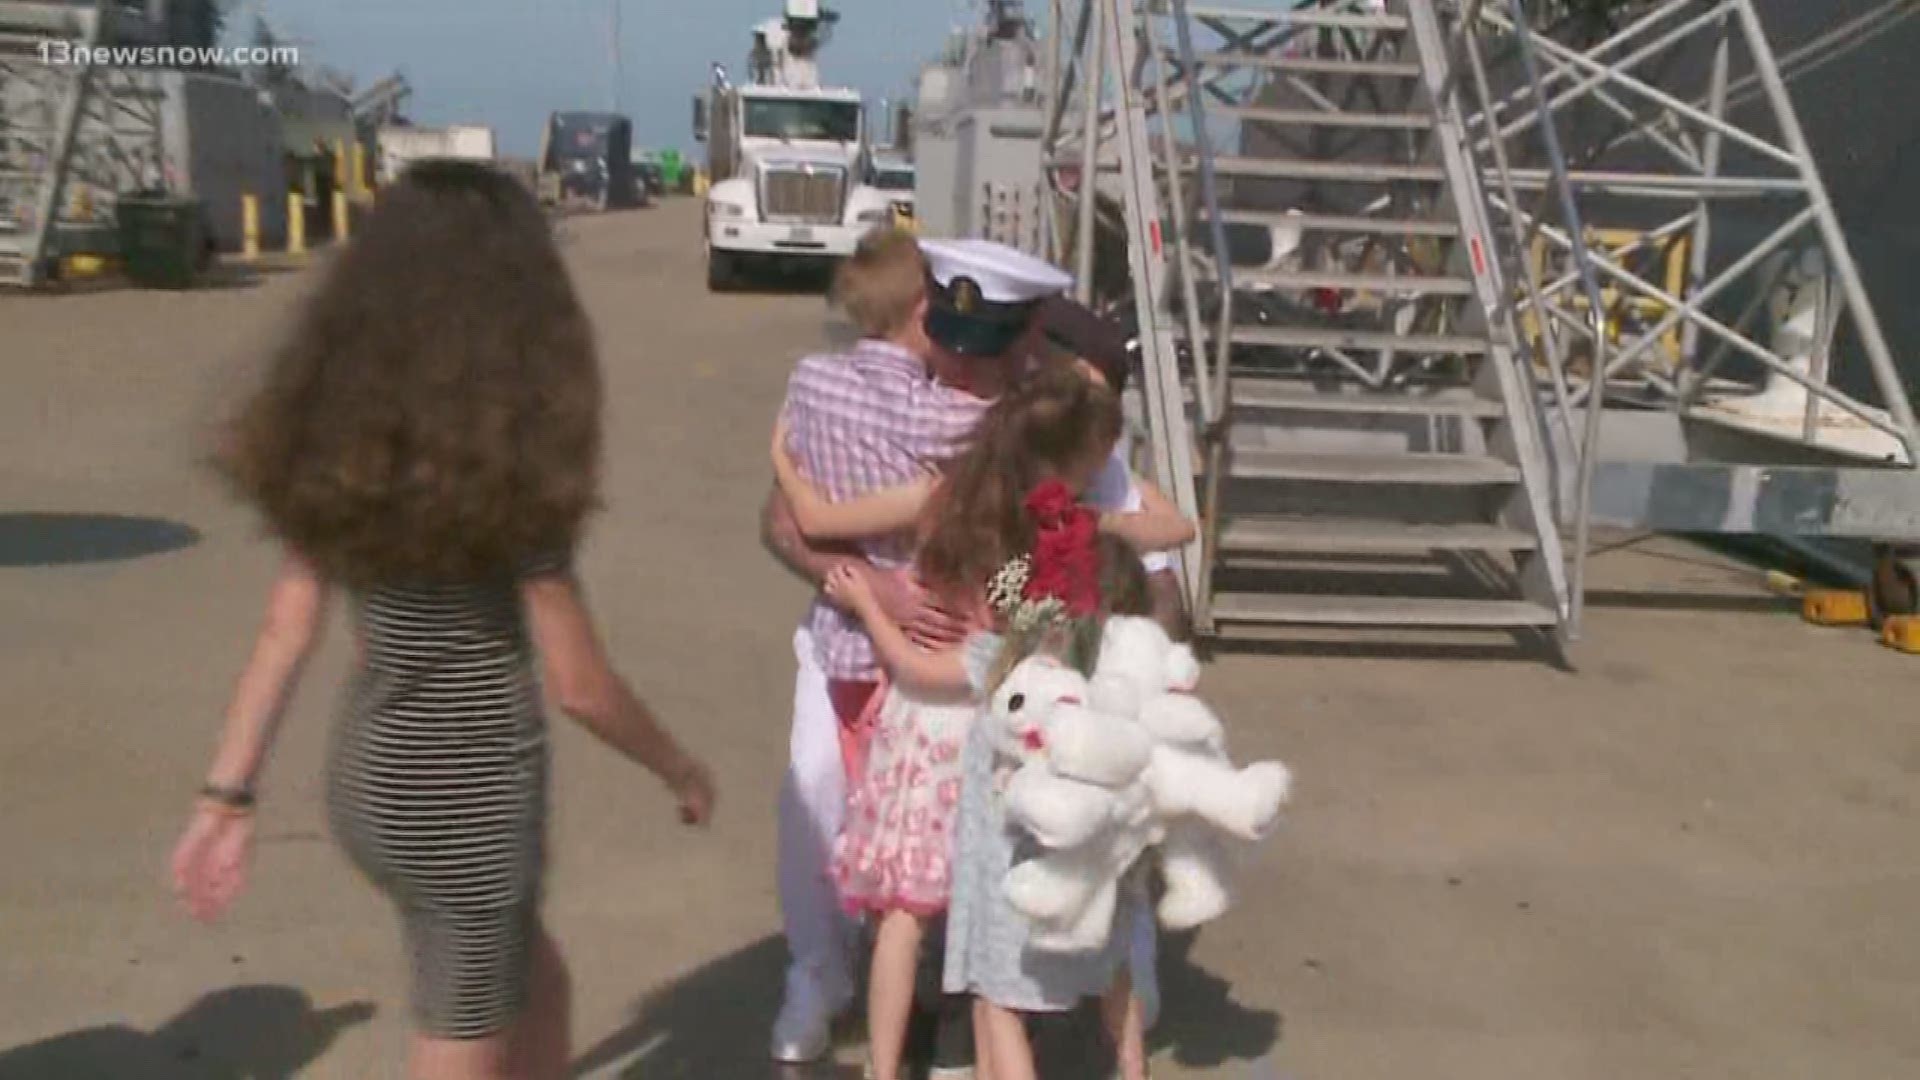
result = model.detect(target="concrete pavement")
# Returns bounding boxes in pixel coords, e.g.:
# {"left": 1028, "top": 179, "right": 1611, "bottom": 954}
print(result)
{"left": 3, "top": 201, "right": 1918, "bottom": 1079}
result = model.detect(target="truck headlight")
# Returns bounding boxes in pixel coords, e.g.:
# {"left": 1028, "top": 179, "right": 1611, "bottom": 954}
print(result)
{"left": 855, "top": 208, "right": 887, "bottom": 224}
{"left": 709, "top": 201, "right": 747, "bottom": 219}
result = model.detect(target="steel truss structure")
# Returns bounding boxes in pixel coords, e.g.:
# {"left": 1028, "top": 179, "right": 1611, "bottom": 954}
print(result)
{"left": 1, "top": 2, "right": 171, "bottom": 286}
{"left": 1039, "top": 0, "right": 1920, "bottom": 649}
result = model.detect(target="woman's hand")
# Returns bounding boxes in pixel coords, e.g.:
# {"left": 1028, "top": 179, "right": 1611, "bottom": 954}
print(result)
{"left": 826, "top": 563, "right": 967, "bottom": 645}
{"left": 670, "top": 755, "right": 718, "bottom": 827}
{"left": 171, "top": 805, "right": 255, "bottom": 922}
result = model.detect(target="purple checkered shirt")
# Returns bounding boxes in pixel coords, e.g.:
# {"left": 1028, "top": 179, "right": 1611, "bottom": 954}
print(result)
{"left": 781, "top": 339, "right": 987, "bottom": 681}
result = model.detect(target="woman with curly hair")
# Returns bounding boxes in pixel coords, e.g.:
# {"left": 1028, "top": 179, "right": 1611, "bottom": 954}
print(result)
{"left": 169, "top": 160, "right": 716, "bottom": 1080}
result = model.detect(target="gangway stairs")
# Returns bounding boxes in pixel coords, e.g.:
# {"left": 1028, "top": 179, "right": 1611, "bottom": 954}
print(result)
{"left": 1053, "top": 0, "right": 1568, "bottom": 645}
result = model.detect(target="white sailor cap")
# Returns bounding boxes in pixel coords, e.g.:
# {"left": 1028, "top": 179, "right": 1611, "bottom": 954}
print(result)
{"left": 920, "top": 238, "right": 1075, "bottom": 357}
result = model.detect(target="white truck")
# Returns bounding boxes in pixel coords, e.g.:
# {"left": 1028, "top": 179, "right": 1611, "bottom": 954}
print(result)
{"left": 693, "top": 0, "right": 893, "bottom": 290}
{"left": 375, "top": 125, "right": 497, "bottom": 186}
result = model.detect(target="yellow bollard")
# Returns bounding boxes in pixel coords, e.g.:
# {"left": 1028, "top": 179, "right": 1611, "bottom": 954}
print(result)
{"left": 1883, "top": 615, "right": 1920, "bottom": 654}
{"left": 331, "top": 189, "right": 350, "bottom": 242}
{"left": 287, "top": 192, "right": 306, "bottom": 255}
{"left": 333, "top": 138, "right": 349, "bottom": 190}
{"left": 351, "top": 142, "right": 369, "bottom": 199}
{"left": 1802, "top": 589, "right": 1871, "bottom": 627}
{"left": 241, "top": 193, "right": 260, "bottom": 260}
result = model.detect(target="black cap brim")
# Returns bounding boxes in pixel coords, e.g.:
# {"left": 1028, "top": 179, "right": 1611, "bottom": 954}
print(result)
{"left": 925, "top": 305, "right": 1033, "bottom": 358}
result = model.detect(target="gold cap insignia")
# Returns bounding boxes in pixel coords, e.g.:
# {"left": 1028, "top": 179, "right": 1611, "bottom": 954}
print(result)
{"left": 951, "top": 276, "right": 982, "bottom": 314}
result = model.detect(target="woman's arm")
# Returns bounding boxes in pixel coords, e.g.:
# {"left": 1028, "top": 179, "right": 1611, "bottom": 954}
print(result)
{"left": 523, "top": 570, "right": 715, "bottom": 824}
{"left": 772, "top": 419, "right": 935, "bottom": 540}
{"left": 1099, "top": 474, "right": 1198, "bottom": 552}
{"left": 200, "top": 550, "right": 330, "bottom": 791}
{"left": 824, "top": 565, "right": 970, "bottom": 695}
{"left": 172, "top": 549, "right": 330, "bottom": 921}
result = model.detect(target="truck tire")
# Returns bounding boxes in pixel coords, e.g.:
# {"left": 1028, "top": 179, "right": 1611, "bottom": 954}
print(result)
{"left": 707, "top": 248, "right": 738, "bottom": 292}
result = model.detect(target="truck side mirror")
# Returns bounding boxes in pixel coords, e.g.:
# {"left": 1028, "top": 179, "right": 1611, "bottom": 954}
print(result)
{"left": 692, "top": 96, "right": 708, "bottom": 142}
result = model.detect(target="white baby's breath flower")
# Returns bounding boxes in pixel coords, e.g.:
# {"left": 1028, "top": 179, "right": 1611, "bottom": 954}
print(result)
{"left": 987, "top": 555, "right": 1032, "bottom": 614}
{"left": 1010, "top": 597, "right": 1066, "bottom": 635}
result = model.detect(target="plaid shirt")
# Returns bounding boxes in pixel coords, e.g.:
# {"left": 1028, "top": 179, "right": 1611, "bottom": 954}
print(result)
{"left": 781, "top": 339, "right": 987, "bottom": 680}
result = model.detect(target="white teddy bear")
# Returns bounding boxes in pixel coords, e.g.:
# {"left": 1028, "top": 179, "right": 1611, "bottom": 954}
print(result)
{"left": 987, "top": 624, "right": 1293, "bottom": 951}
{"left": 1091, "top": 617, "right": 1293, "bottom": 931}
{"left": 985, "top": 656, "right": 1163, "bottom": 953}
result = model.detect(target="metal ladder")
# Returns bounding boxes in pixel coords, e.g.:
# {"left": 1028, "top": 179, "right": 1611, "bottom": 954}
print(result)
{"left": 0, "top": 1, "right": 110, "bottom": 287}
{"left": 1060, "top": 0, "right": 1568, "bottom": 644}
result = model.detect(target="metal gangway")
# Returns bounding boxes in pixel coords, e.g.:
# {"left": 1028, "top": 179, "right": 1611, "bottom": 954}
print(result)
{"left": 0, "top": 2, "right": 181, "bottom": 287}
{"left": 1039, "top": 0, "right": 1920, "bottom": 652}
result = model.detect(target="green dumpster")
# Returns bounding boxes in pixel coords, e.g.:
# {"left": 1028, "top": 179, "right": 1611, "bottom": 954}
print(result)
{"left": 659, "top": 150, "right": 684, "bottom": 192}
{"left": 116, "top": 196, "right": 204, "bottom": 289}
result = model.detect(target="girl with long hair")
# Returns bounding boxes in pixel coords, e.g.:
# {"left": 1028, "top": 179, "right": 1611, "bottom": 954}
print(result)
{"left": 170, "top": 161, "right": 716, "bottom": 1080}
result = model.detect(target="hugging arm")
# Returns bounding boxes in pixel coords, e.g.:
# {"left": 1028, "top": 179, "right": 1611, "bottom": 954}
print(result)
{"left": 760, "top": 484, "right": 858, "bottom": 589}
{"left": 825, "top": 566, "right": 971, "bottom": 696}
{"left": 771, "top": 419, "right": 935, "bottom": 541}
{"left": 1099, "top": 474, "right": 1198, "bottom": 553}
{"left": 761, "top": 485, "right": 969, "bottom": 645}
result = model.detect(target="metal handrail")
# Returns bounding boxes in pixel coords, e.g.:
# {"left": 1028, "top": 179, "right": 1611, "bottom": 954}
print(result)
{"left": 1169, "top": 0, "right": 1239, "bottom": 623}
{"left": 1453, "top": 0, "right": 1580, "bottom": 456}
{"left": 1074, "top": 0, "right": 1108, "bottom": 302}
{"left": 1142, "top": 12, "right": 1215, "bottom": 422}
{"left": 1502, "top": 0, "right": 1609, "bottom": 636}
{"left": 1170, "top": 0, "right": 1237, "bottom": 426}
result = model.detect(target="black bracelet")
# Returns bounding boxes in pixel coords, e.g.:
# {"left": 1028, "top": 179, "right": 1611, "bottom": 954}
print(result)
{"left": 198, "top": 781, "right": 256, "bottom": 810}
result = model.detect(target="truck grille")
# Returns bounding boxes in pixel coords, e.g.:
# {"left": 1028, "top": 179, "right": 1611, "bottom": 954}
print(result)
{"left": 761, "top": 166, "right": 844, "bottom": 224}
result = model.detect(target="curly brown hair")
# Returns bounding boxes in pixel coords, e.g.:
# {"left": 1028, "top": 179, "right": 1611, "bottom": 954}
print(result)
{"left": 918, "top": 365, "right": 1121, "bottom": 595}
{"left": 217, "top": 160, "right": 602, "bottom": 586}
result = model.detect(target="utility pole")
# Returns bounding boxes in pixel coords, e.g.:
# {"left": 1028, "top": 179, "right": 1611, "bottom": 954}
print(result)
{"left": 609, "top": 0, "right": 624, "bottom": 113}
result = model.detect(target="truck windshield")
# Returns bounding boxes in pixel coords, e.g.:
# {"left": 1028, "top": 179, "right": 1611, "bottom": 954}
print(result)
{"left": 552, "top": 116, "right": 613, "bottom": 162}
{"left": 743, "top": 98, "right": 860, "bottom": 142}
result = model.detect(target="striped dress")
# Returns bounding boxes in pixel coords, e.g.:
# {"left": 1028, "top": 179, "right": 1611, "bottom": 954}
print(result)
{"left": 325, "top": 555, "right": 562, "bottom": 1039}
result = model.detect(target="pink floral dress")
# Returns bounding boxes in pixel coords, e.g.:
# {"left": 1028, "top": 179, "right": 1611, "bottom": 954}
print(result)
{"left": 831, "top": 681, "right": 978, "bottom": 916}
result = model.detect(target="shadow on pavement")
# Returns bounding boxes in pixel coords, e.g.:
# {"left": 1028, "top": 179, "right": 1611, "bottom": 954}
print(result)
{"left": 1149, "top": 930, "right": 1282, "bottom": 1070}
{"left": 0, "top": 512, "right": 201, "bottom": 568}
{"left": 1023, "top": 928, "right": 1282, "bottom": 1074}
{"left": 0, "top": 985, "right": 375, "bottom": 1080}
{"left": 571, "top": 928, "right": 1280, "bottom": 1078}
{"left": 571, "top": 935, "right": 862, "bottom": 1079}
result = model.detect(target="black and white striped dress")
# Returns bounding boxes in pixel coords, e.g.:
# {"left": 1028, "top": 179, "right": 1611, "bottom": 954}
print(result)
{"left": 326, "top": 556, "right": 562, "bottom": 1039}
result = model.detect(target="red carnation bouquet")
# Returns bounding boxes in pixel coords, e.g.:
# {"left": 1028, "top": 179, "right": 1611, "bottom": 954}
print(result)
{"left": 1023, "top": 480, "right": 1102, "bottom": 618}
{"left": 985, "top": 479, "right": 1107, "bottom": 670}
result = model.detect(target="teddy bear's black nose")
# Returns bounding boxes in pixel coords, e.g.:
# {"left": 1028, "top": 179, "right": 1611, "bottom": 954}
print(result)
{"left": 1008, "top": 693, "right": 1026, "bottom": 712}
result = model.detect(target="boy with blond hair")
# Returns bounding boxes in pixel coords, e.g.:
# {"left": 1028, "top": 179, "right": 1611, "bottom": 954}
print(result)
{"left": 760, "top": 227, "right": 991, "bottom": 1064}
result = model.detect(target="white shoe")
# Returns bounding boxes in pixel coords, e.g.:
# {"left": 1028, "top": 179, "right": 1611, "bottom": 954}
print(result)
{"left": 771, "top": 969, "right": 853, "bottom": 1063}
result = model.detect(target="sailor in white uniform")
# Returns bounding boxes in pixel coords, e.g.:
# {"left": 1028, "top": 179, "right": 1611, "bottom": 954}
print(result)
{"left": 762, "top": 237, "right": 1177, "bottom": 1071}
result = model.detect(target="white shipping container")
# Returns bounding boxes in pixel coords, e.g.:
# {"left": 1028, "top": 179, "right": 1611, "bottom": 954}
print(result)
{"left": 445, "top": 125, "right": 496, "bottom": 161}
{"left": 377, "top": 125, "right": 498, "bottom": 184}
